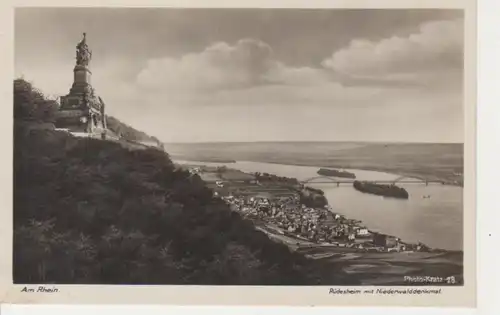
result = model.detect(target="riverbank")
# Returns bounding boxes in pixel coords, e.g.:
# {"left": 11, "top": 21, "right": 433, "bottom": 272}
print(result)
{"left": 172, "top": 156, "right": 237, "bottom": 164}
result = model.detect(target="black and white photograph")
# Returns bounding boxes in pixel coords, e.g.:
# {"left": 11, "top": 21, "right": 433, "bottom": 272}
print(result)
{"left": 6, "top": 4, "right": 476, "bottom": 306}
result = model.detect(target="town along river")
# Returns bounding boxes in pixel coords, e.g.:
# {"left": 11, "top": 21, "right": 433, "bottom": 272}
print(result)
{"left": 174, "top": 160, "right": 463, "bottom": 251}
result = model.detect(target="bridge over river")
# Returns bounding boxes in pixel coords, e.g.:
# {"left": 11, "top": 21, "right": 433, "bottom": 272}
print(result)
{"left": 300, "top": 175, "right": 444, "bottom": 186}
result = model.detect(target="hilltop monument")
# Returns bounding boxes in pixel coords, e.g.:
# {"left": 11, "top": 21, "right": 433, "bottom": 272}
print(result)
{"left": 55, "top": 33, "right": 108, "bottom": 136}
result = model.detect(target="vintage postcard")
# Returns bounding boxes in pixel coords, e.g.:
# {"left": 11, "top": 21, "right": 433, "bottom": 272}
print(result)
{"left": 1, "top": 0, "right": 476, "bottom": 308}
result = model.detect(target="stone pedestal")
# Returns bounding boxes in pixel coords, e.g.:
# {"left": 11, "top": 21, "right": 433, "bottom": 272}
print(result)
{"left": 71, "top": 65, "right": 92, "bottom": 93}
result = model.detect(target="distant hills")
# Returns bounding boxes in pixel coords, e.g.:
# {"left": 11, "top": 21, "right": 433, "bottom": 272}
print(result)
{"left": 165, "top": 141, "right": 464, "bottom": 186}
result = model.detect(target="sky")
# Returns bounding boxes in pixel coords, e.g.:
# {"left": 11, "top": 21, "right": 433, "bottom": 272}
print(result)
{"left": 14, "top": 8, "right": 464, "bottom": 143}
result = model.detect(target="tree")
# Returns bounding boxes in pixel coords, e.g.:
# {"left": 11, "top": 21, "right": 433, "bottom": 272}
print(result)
{"left": 14, "top": 78, "right": 58, "bottom": 122}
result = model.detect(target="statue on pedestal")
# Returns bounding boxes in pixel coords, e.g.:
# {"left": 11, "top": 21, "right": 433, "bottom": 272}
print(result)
{"left": 76, "top": 32, "right": 92, "bottom": 66}
{"left": 55, "top": 32, "right": 106, "bottom": 136}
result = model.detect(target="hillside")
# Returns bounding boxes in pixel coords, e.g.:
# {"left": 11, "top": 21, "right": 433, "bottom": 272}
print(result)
{"left": 13, "top": 79, "right": 355, "bottom": 285}
{"left": 106, "top": 115, "right": 160, "bottom": 144}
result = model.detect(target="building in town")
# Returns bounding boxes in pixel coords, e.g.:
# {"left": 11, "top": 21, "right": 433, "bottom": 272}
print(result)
{"left": 356, "top": 228, "right": 370, "bottom": 237}
{"left": 373, "top": 233, "right": 398, "bottom": 248}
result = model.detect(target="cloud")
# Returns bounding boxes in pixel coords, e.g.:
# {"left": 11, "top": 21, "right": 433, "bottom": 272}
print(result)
{"left": 135, "top": 38, "right": 327, "bottom": 93}
{"left": 136, "top": 18, "right": 464, "bottom": 95}
{"left": 322, "top": 19, "right": 464, "bottom": 77}
{"left": 136, "top": 39, "right": 273, "bottom": 91}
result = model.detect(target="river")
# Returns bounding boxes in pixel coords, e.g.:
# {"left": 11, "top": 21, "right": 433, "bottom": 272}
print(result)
{"left": 174, "top": 160, "right": 463, "bottom": 251}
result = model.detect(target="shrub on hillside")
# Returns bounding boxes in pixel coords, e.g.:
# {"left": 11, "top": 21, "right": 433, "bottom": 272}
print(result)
{"left": 14, "top": 78, "right": 58, "bottom": 123}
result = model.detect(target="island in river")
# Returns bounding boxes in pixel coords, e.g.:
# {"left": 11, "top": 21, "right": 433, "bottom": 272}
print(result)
{"left": 353, "top": 180, "right": 409, "bottom": 199}
{"left": 317, "top": 168, "right": 356, "bottom": 179}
